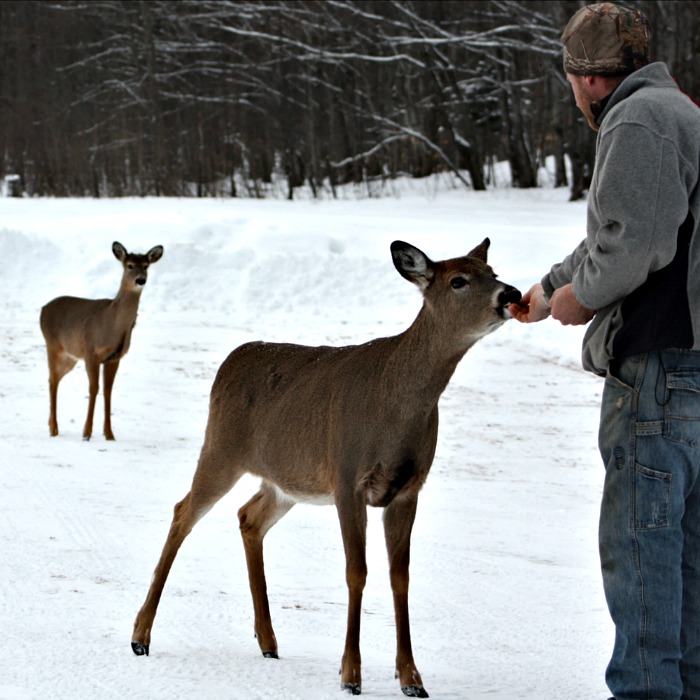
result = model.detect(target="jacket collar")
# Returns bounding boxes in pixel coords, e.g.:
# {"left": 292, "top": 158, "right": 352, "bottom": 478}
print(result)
{"left": 594, "top": 62, "right": 677, "bottom": 127}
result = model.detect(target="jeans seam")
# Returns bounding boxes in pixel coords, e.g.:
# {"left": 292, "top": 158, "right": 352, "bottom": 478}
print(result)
{"left": 631, "top": 477, "right": 652, "bottom": 697}
{"left": 631, "top": 355, "right": 653, "bottom": 697}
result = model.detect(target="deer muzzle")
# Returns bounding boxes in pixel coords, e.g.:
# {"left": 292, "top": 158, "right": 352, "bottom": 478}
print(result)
{"left": 497, "top": 285, "right": 521, "bottom": 319}
{"left": 499, "top": 285, "right": 521, "bottom": 307}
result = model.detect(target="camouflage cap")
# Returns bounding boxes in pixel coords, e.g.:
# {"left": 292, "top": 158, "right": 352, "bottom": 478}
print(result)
{"left": 561, "top": 2, "right": 653, "bottom": 76}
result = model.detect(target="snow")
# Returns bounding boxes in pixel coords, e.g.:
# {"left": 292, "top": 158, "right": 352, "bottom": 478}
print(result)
{"left": 0, "top": 180, "right": 611, "bottom": 699}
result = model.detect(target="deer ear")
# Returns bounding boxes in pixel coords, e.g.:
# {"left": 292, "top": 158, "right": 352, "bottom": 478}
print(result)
{"left": 467, "top": 238, "right": 490, "bottom": 263}
{"left": 147, "top": 245, "right": 164, "bottom": 263}
{"left": 112, "top": 241, "right": 127, "bottom": 261}
{"left": 391, "top": 241, "right": 435, "bottom": 290}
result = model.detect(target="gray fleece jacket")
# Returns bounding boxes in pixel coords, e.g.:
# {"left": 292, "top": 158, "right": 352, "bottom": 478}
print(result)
{"left": 542, "top": 62, "right": 700, "bottom": 376}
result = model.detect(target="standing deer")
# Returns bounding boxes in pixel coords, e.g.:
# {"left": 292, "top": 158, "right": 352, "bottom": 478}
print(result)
{"left": 40, "top": 241, "right": 163, "bottom": 440}
{"left": 131, "top": 239, "right": 520, "bottom": 697}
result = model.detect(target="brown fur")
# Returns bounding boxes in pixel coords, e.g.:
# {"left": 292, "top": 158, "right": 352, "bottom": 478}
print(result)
{"left": 131, "top": 239, "right": 519, "bottom": 697}
{"left": 39, "top": 241, "right": 163, "bottom": 440}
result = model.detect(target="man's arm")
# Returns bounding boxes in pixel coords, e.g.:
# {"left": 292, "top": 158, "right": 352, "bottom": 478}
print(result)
{"left": 511, "top": 281, "right": 595, "bottom": 325}
{"left": 550, "top": 283, "right": 595, "bottom": 325}
{"left": 572, "top": 123, "right": 686, "bottom": 311}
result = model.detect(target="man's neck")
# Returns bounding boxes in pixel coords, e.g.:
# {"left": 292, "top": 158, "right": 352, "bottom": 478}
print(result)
{"left": 591, "top": 89, "right": 617, "bottom": 126}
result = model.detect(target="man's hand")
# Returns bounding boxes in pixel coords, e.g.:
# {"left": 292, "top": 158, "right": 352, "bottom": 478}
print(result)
{"left": 550, "top": 283, "right": 595, "bottom": 325}
{"left": 509, "top": 283, "right": 551, "bottom": 323}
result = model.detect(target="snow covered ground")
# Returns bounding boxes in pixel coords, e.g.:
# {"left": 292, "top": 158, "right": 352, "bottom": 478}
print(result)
{"left": 0, "top": 179, "right": 611, "bottom": 699}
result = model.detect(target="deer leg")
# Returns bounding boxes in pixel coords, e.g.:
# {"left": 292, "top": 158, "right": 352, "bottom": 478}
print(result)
{"left": 102, "top": 360, "right": 120, "bottom": 440}
{"left": 336, "top": 492, "right": 368, "bottom": 695}
{"left": 46, "top": 349, "right": 77, "bottom": 437}
{"left": 238, "top": 481, "right": 294, "bottom": 658}
{"left": 132, "top": 448, "right": 243, "bottom": 656}
{"left": 383, "top": 496, "right": 428, "bottom": 698}
{"left": 83, "top": 356, "right": 100, "bottom": 441}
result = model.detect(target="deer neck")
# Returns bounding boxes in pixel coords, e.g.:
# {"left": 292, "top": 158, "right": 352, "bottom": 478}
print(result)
{"left": 111, "top": 284, "right": 143, "bottom": 320}
{"left": 383, "top": 305, "right": 473, "bottom": 407}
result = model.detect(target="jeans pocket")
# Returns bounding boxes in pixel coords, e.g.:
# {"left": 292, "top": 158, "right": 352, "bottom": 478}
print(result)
{"left": 663, "top": 370, "right": 700, "bottom": 447}
{"left": 634, "top": 462, "right": 672, "bottom": 529}
{"left": 600, "top": 365, "right": 636, "bottom": 462}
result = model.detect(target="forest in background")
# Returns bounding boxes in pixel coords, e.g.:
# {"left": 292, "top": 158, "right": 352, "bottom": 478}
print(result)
{"left": 1, "top": 0, "right": 698, "bottom": 200}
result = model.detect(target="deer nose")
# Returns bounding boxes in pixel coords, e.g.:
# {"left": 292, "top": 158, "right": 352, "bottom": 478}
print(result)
{"left": 499, "top": 285, "right": 521, "bottom": 306}
{"left": 136, "top": 276, "right": 147, "bottom": 286}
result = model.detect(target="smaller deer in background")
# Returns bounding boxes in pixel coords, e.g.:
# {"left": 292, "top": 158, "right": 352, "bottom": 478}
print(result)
{"left": 40, "top": 241, "right": 164, "bottom": 440}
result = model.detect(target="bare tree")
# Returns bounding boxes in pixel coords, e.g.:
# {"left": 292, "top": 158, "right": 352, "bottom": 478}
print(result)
{"left": 0, "top": 1, "right": 695, "bottom": 198}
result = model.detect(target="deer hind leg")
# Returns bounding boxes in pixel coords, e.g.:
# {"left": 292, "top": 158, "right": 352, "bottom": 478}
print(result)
{"left": 83, "top": 356, "right": 101, "bottom": 441}
{"left": 132, "top": 447, "right": 244, "bottom": 656}
{"left": 383, "top": 496, "right": 428, "bottom": 698}
{"left": 238, "top": 481, "right": 294, "bottom": 658}
{"left": 336, "top": 491, "right": 368, "bottom": 695}
{"left": 46, "top": 348, "right": 77, "bottom": 437}
{"left": 102, "top": 360, "right": 120, "bottom": 440}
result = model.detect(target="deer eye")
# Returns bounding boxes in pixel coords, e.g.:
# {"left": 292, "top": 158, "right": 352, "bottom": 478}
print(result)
{"left": 450, "top": 277, "right": 469, "bottom": 289}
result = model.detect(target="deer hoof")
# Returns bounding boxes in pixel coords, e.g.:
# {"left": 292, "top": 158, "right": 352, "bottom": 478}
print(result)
{"left": 341, "top": 683, "right": 361, "bottom": 695}
{"left": 402, "top": 686, "right": 428, "bottom": 698}
{"left": 131, "top": 642, "right": 149, "bottom": 656}
{"left": 262, "top": 650, "right": 278, "bottom": 659}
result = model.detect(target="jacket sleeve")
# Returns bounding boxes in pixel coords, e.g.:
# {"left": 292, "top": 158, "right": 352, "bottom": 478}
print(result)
{"left": 541, "top": 239, "right": 589, "bottom": 300}
{"left": 570, "top": 120, "right": 688, "bottom": 311}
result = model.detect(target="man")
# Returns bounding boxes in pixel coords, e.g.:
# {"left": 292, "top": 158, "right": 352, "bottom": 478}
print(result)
{"left": 511, "top": 3, "right": 700, "bottom": 699}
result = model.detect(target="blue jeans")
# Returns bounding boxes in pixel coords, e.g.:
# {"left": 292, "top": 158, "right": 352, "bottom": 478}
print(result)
{"left": 599, "top": 350, "right": 700, "bottom": 700}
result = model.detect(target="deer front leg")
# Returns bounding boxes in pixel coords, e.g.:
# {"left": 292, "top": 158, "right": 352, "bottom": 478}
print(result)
{"left": 83, "top": 356, "right": 100, "bottom": 440}
{"left": 336, "top": 492, "right": 368, "bottom": 695}
{"left": 383, "top": 496, "right": 428, "bottom": 698}
{"left": 238, "top": 482, "right": 294, "bottom": 658}
{"left": 102, "top": 359, "right": 120, "bottom": 440}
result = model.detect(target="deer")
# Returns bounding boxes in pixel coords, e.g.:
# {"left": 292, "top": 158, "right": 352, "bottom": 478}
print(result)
{"left": 131, "top": 238, "right": 520, "bottom": 697}
{"left": 39, "top": 241, "right": 163, "bottom": 441}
